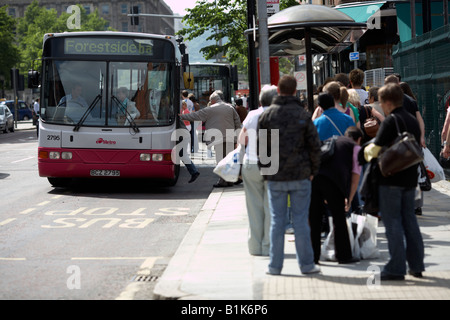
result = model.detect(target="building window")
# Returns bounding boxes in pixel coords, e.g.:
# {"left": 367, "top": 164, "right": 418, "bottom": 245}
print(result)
{"left": 121, "top": 4, "right": 128, "bottom": 14}
{"left": 122, "top": 22, "right": 128, "bottom": 32}
{"left": 8, "top": 8, "right": 16, "bottom": 17}
{"left": 102, "top": 5, "right": 109, "bottom": 15}
{"left": 84, "top": 6, "right": 91, "bottom": 15}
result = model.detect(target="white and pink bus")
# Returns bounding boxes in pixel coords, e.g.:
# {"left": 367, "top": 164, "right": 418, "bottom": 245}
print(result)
{"left": 33, "top": 32, "right": 188, "bottom": 187}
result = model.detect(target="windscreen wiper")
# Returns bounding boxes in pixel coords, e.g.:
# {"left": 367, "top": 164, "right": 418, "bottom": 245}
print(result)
{"left": 111, "top": 95, "right": 140, "bottom": 133}
{"left": 73, "top": 94, "right": 102, "bottom": 132}
{"left": 74, "top": 74, "right": 104, "bottom": 132}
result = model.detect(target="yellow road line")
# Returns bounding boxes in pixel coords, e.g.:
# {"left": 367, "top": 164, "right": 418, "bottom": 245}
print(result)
{"left": 0, "top": 218, "right": 16, "bottom": 226}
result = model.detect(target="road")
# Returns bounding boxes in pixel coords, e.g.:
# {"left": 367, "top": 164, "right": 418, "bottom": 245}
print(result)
{"left": 0, "top": 127, "right": 216, "bottom": 300}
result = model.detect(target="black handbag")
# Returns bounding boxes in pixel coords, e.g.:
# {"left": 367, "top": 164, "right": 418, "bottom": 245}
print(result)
{"left": 320, "top": 135, "right": 338, "bottom": 163}
{"left": 418, "top": 161, "right": 432, "bottom": 191}
{"left": 360, "top": 159, "right": 381, "bottom": 214}
{"left": 378, "top": 115, "right": 423, "bottom": 177}
{"left": 439, "top": 152, "right": 450, "bottom": 169}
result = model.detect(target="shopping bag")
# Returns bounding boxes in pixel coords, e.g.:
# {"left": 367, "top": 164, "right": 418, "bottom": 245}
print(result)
{"left": 320, "top": 216, "right": 356, "bottom": 261}
{"left": 423, "top": 147, "right": 445, "bottom": 183}
{"left": 359, "top": 214, "right": 380, "bottom": 260}
{"left": 213, "top": 145, "right": 244, "bottom": 182}
{"left": 350, "top": 213, "right": 366, "bottom": 260}
{"left": 320, "top": 217, "right": 336, "bottom": 261}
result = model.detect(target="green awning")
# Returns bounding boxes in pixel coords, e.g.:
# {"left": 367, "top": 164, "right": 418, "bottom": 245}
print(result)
{"left": 335, "top": 2, "right": 385, "bottom": 23}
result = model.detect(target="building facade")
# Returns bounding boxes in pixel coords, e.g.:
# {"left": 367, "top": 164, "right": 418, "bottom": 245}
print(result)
{"left": 3, "top": 0, "right": 175, "bottom": 35}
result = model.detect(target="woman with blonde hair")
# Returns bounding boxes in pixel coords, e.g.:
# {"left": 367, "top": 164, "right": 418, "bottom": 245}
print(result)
{"left": 312, "top": 81, "right": 356, "bottom": 125}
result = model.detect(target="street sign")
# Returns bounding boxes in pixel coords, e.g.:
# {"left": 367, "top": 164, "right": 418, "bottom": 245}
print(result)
{"left": 294, "top": 71, "right": 307, "bottom": 90}
{"left": 349, "top": 52, "right": 360, "bottom": 61}
{"left": 267, "top": 0, "right": 280, "bottom": 17}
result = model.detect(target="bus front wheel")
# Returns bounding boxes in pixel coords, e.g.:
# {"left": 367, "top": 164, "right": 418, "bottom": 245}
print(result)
{"left": 48, "top": 177, "right": 71, "bottom": 188}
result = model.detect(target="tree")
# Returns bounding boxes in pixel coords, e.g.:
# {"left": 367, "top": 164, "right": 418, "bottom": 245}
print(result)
{"left": 178, "top": 0, "right": 247, "bottom": 65}
{"left": 178, "top": 0, "right": 300, "bottom": 68}
{"left": 0, "top": 6, "right": 20, "bottom": 88}
{"left": 16, "top": 1, "right": 111, "bottom": 73}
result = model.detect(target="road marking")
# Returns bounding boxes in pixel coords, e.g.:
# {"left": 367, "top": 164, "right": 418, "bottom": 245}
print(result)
{"left": 37, "top": 201, "right": 51, "bottom": 206}
{"left": 20, "top": 208, "right": 36, "bottom": 215}
{"left": 0, "top": 257, "right": 26, "bottom": 261}
{"left": 71, "top": 257, "right": 151, "bottom": 261}
{"left": 115, "top": 256, "right": 163, "bottom": 300}
{"left": 0, "top": 218, "right": 16, "bottom": 226}
{"left": 11, "top": 156, "right": 35, "bottom": 164}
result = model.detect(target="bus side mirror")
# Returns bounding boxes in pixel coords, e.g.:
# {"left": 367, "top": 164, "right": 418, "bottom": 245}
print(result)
{"left": 182, "top": 53, "right": 189, "bottom": 68}
{"left": 183, "top": 72, "right": 194, "bottom": 90}
{"left": 231, "top": 65, "right": 239, "bottom": 90}
{"left": 28, "top": 70, "right": 40, "bottom": 89}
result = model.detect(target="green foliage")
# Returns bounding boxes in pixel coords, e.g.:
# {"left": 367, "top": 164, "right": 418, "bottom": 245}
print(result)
{"left": 16, "top": 1, "right": 111, "bottom": 73}
{"left": 178, "top": 0, "right": 247, "bottom": 65}
{"left": 178, "top": 0, "right": 301, "bottom": 70}
{"left": 0, "top": 6, "right": 20, "bottom": 84}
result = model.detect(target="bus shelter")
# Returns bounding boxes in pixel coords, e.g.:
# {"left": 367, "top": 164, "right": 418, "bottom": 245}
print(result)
{"left": 246, "top": 4, "right": 367, "bottom": 110}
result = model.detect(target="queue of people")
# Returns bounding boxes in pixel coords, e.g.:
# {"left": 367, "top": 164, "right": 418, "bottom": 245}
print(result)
{"left": 231, "top": 69, "right": 433, "bottom": 281}
{"left": 176, "top": 68, "right": 444, "bottom": 281}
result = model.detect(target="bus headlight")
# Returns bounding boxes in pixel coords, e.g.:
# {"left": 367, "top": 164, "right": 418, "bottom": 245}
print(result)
{"left": 49, "top": 151, "right": 60, "bottom": 159}
{"left": 61, "top": 152, "right": 73, "bottom": 160}
{"left": 152, "top": 154, "right": 164, "bottom": 162}
{"left": 140, "top": 153, "right": 151, "bottom": 162}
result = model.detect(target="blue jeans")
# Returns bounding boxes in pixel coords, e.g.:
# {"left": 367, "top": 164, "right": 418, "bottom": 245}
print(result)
{"left": 267, "top": 179, "right": 316, "bottom": 274}
{"left": 379, "top": 185, "right": 425, "bottom": 276}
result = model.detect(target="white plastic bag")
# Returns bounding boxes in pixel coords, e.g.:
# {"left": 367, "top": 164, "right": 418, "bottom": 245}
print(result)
{"left": 320, "top": 216, "right": 356, "bottom": 261}
{"left": 359, "top": 214, "right": 380, "bottom": 259}
{"left": 423, "top": 147, "right": 445, "bottom": 183}
{"left": 213, "top": 145, "right": 244, "bottom": 182}
{"left": 320, "top": 217, "right": 336, "bottom": 261}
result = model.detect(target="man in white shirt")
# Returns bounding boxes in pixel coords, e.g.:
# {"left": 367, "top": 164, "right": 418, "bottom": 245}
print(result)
{"left": 349, "top": 69, "right": 369, "bottom": 106}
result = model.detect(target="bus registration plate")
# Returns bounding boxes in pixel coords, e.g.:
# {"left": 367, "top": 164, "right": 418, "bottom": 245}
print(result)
{"left": 90, "top": 170, "right": 120, "bottom": 177}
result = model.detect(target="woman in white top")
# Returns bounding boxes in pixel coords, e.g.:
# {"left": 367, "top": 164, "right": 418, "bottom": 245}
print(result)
{"left": 238, "top": 85, "right": 277, "bottom": 256}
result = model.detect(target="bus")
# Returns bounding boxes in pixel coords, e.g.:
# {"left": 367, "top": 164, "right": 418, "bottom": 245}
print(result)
{"left": 31, "top": 32, "right": 188, "bottom": 187}
{"left": 187, "top": 63, "right": 237, "bottom": 109}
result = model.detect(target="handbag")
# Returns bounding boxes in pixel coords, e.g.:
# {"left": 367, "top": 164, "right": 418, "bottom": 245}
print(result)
{"left": 360, "top": 159, "right": 380, "bottom": 214}
{"left": 440, "top": 152, "right": 450, "bottom": 169}
{"left": 320, "top": 115, "right": 343, "bottom": 163}
{"left": 418, "top": 161, "right": 432, "bottom": 191}
{"left": 363, "top": 106, "right": 379, "bottom": 138}
{"left": 378, "top": 114, "right": 423, "bottom": 177}
{"left": 320, "top": 135, "right": 338, "bottom": 163}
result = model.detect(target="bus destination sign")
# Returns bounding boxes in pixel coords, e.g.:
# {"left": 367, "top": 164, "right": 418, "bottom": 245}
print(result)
{"left": 64, "top": 38, "right": 153, "bottom": 56}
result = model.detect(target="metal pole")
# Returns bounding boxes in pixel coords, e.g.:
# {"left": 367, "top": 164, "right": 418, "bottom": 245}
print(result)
{"left": 247, "top": 0, "right": 259, "bottom": 110}
{"left": 411, "top": 0, "right": 416, "bottom": 38}
{"left": 257, "top": 0, "right": 271, "bottom": 87}
{"left": 444, "top": 0, "right": 448, "bottom": 26}
{"left": 304, "top": 28, "right": 314, "bottom": 113}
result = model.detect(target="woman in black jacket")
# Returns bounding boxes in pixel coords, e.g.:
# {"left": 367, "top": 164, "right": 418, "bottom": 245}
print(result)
{"left": 364, "top": 83, "right": 425, "bottom": 281}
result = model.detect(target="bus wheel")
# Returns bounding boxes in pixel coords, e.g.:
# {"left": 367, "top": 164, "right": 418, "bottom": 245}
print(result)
{"left": 48, "top": 177, "right": 71, "bottom": 188}
{"left": 164, "top": 164, "right": 180, "bottom": 187}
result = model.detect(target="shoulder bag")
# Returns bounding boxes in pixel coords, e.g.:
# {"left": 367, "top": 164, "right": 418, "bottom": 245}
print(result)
{"left": 378, "top": 114, "right": 423, "bottom": 177}
{"left": 363, "top": 106, "right": 379, "bottom": 138}
{"left": 320, "top": 115, "right": 343, "bottom": 163}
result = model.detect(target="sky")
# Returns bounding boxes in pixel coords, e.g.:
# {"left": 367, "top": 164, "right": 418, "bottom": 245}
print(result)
{"left": 164, "top": 0, "right": 201, "bottom": 16}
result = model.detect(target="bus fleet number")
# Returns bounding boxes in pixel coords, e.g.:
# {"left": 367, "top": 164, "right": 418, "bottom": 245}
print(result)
{"left": 47, "top": 135, "right": 61, "bottom": 141}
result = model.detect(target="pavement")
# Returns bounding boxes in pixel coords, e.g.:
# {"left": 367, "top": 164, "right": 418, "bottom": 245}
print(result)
{"left": 11, "top": 120, "right": 36, "bottom": 132}
{"left": 154, "top": 166, "right": 450, "bottom": 300}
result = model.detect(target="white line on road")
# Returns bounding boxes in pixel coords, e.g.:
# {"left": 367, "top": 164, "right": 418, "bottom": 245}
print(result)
{"left": 11, "top": 156, "right": 35, "bottom": 164}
